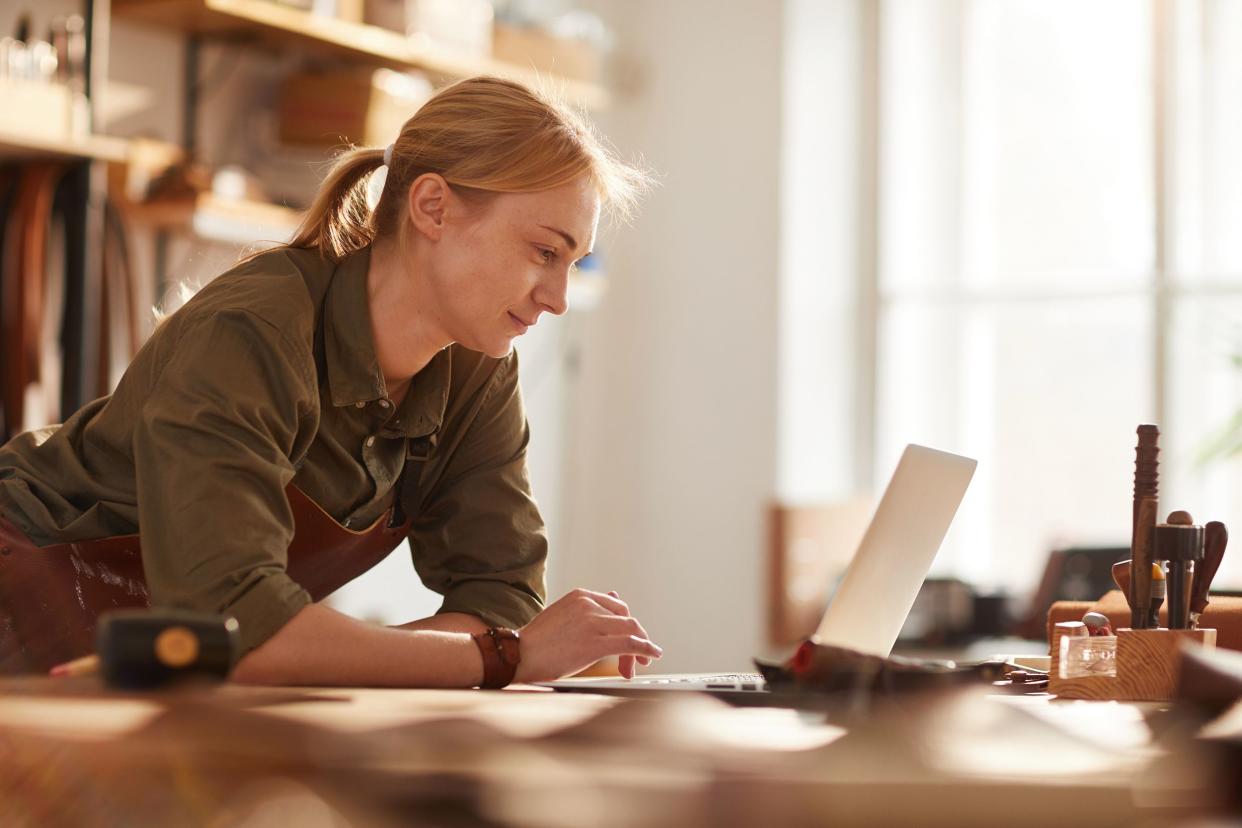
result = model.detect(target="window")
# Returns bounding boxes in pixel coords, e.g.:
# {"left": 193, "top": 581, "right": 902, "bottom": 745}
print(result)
{"left": 877, "top": 0, "right": 1242, "bottom": 591}
{"left": 783, "top": 0, "right": 1242, "bottom": 594}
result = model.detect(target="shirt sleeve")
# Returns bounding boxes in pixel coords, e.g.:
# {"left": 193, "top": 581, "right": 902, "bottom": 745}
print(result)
{"left": 132, "top": 308, "right": 317, "bottom": 656}
{"left": 407, "top": 352, "right": 548, "bottom": 629}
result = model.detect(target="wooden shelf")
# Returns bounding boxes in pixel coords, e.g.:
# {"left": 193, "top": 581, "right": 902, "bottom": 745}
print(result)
{"left": 113, "top": 0, "right": 610, "bottom": 110}
{"left": 122, "top": 192, "right": 303, "bottom": 245}
{"left": 0, "top": 128, "right": 130, "bottom": 163}
{"left": 0, "top": 81, "right": 130, "bottom": 162}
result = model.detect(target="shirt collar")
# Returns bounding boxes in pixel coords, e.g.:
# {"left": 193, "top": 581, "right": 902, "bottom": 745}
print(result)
{"left": 325, "top": 245, "right": 385, "bottom": 408}
{"left": 390, "top": 346, "right": 452, "bottom": 439}
{"left": 324, "top": 245, "right": 451, "bottom": 439}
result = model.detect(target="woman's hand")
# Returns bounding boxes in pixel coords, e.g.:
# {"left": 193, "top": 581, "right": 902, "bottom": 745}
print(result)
{"left": 514, "top": 588, "right": 662, "bottom": 683}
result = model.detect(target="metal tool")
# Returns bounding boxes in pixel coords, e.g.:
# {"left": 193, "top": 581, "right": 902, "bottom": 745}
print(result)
{"left": 1148, "top": 561, "right": 1166, "bottom": 628}
{"left": 1190, "top": 521, "right": 1228, "bottom": 629}
{"left": 1154, "top": 511, "right": 1204, "bottom": 630}
{"left": 1109, "top": 559, "right": 1165, "bottom": 627}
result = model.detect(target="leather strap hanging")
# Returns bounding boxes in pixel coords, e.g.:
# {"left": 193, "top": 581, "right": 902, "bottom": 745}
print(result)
{"left": 0, "top": 165, "right": 17, "bottom": 441}
{"left": 1, "top": 163, "right": 69, "bottom": 438}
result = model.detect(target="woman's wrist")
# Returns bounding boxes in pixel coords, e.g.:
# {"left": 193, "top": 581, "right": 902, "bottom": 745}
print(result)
{"left": 470, "top": 627, "right": 521, "bottom": 688}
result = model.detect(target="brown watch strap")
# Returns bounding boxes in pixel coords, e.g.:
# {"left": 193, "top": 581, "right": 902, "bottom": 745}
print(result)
{"left": 472, "top": 627, "right": 520, "bottom": 689}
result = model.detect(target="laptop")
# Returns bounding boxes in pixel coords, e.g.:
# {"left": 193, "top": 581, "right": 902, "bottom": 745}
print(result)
{"left": 539, "top": 444, "right": 977, "bottom": 696}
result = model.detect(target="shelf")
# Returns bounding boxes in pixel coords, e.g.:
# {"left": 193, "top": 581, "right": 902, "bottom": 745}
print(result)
{"left": 0, "top": 128, "right": 130, "bottom": 163}
{"left": 112, "top": 0, "right": 610, "bottom": 110}
{"left": 0, "top": 81, "right": 130, "bottom": 162}
{"left": 122, "top": 192, "right": 303, "bottom": 245}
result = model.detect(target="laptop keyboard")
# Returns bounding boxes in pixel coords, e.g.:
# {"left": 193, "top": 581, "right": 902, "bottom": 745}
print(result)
{"left": 644, "top": 673, "right": 766, "bottom": 690}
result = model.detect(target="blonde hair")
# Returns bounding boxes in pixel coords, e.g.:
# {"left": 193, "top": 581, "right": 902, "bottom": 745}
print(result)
{"left": 287, "top": 76, "right": 649, "bottom": 262}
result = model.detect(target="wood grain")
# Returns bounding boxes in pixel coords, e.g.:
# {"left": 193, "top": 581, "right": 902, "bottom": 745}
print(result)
{"left": 1049, "top": 627, "right": 1216, "bottom": 701}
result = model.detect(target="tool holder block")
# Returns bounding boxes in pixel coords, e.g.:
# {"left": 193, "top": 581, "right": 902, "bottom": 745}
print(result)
{"left": 1048, "top": 627, "right": 1216, "bottom": 701}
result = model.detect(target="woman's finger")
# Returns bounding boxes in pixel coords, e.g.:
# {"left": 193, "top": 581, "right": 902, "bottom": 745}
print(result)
{"left": 594, "top": 614, "right": 647, "bottom": 636}
{"left": 618, "top": 654, "right": 636, "bottom": 679}
{"left": 584, "top": 593, "right": 629, "bottom": 618}
{"left": 611, "top": 634, "right": 663, "bottom": 660}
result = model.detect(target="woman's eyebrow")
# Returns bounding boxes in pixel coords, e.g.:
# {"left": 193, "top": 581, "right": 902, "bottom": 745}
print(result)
{"left": 537, "top": 224, "right": 580, "bottom": 254}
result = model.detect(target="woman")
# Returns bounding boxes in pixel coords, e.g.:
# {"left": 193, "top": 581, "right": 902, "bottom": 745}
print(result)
{"left": 0, "top": 76, "right": 662, "bottom": 688}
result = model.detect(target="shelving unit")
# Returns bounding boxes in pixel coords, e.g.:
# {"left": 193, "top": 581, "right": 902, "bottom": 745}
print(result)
{"left": 0, "top": 127, "right": 129, "bottom": 163}
{"left": 112, "top": 0, "right": 610, "bottom": 110}
{"left": 0, "top": 82, "right": 129, "bottom": 162}
{"left": 120, "top": 192, "right": 301, "bottom": 244}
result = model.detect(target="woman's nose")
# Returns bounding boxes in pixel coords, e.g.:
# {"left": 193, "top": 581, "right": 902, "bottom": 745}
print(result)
{"left": 536, "top": 270, "right": 570, "bottom": 316}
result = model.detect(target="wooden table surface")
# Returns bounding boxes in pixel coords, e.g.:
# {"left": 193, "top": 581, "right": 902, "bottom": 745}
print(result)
{"left": 0, "top": 677, "right": 1232, "bottom": 828}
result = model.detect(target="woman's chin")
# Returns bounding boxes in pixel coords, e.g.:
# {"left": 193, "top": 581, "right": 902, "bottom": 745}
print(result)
{"left": 463, "top": 335, "right": 515, "bottom": 359}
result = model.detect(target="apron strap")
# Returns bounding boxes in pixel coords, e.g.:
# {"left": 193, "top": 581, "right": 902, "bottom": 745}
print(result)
{"left": 390, "top": 431, "right": 437, "bottom": 528}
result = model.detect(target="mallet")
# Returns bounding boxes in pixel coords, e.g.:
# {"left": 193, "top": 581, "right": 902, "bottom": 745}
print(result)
{"left": 50, "top": 609, "right": 239, "bottom": 689}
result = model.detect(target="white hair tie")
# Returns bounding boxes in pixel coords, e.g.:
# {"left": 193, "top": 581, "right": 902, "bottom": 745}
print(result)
{"left": 383, "top": 143, "right": 394, "bottom": 167}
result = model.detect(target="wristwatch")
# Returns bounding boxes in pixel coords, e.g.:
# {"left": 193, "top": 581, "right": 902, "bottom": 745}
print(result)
{"left": 472, "top": 627, "right": 521, "bottom": 688}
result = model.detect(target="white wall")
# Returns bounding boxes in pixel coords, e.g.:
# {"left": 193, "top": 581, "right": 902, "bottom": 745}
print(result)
{"left": 559, "top": 0, "right": 784, "bottom": 671}
{"left": 778, "top": 0, "right": 866, "bottom": 502}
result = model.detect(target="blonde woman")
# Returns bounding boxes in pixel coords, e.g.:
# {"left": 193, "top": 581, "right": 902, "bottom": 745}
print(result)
{"left": 0, "top": 76, "right": 662, "bottom": 688}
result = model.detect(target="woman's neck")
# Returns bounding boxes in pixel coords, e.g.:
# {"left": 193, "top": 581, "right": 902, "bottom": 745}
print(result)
{"left": 366, "top": 239, "right": 452, "bottom": 393}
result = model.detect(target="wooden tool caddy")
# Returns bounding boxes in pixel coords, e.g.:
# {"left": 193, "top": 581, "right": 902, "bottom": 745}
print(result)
{"left": 1048, "top": 625, "right": 1217, "bottom": 701}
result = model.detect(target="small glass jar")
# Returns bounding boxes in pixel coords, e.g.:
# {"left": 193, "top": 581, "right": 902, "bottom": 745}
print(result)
{"left": 1059, "top": 634, "right": 1117, "bottom": 679}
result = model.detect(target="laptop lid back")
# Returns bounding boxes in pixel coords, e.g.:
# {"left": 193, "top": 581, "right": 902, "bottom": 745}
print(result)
{"left": 813, "top": 444, "right": 977, "bottom": 657}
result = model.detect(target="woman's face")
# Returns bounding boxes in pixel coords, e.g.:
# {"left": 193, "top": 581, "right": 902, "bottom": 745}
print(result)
{"left": 429, "top": 176, "right": 601, "bottom": 358}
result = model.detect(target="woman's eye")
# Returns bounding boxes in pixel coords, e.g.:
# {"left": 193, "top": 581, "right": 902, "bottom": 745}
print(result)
{"left": 536, "top": 246, "right": 556, "bottom": 263}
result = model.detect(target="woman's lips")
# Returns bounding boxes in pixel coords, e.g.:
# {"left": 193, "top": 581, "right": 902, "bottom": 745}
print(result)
{"left": 508, "top": 312, "right": 532, "bottom": 333}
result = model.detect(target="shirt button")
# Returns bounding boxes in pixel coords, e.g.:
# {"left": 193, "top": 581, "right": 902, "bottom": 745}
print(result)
{"left": 365, "top": 436, "right": 376, "bottom": 448}
{"left": 355, "top": 401, "right": 365, "bottom": 409}
{"left": 379, "top": 399, "right": 391, "bottom": 409}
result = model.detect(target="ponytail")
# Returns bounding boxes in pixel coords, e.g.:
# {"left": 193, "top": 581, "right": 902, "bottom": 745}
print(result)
{"left": 286, "top": 146, "right": 385, "bottom": 262}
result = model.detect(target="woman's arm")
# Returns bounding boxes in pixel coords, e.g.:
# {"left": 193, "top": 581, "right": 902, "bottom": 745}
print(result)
{"left": 392, "top": 612, "right": 490, "bottom": 634}
{"left": 232, "top": 603, "right": 484, "bottom": 687}
{"left": 232, "top": 588, "right": 663, "bottom": 686}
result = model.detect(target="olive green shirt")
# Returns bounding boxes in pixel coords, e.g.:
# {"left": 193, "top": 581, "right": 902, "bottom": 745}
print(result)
{"left": 0, "top": 245, "right": 547, "bottom": 654}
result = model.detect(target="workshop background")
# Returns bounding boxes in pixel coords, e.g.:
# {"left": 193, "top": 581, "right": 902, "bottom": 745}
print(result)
{"left": 1, "top": 0, "right": 1240, "bottom": 672}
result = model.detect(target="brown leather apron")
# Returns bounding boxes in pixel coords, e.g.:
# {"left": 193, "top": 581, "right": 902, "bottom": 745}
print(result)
{"left": 0, "top": 485, "right": 411, "bottom": 674}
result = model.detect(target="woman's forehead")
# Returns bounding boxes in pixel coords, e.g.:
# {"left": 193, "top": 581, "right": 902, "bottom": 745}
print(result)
{"left": 495, "top": 183, "right": 600, "bottom": 246}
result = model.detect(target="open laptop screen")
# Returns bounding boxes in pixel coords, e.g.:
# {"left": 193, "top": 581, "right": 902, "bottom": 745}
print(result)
{"left": 813, "top": 444, "right": 977, "bottom": 657}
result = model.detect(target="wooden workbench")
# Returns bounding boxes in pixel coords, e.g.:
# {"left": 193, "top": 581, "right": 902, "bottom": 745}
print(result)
{"left": 0, "top": 678, "right": 1232, "bottom": 827}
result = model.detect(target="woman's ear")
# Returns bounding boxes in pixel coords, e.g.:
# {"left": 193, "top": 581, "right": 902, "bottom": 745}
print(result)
{"left": 407, "top": 173, "right": 450, "bottom": 240}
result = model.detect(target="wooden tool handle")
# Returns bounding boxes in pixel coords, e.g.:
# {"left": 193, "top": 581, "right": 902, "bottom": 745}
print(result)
{"left": 1130, "top": 496, "right": 1157, "bottom": 628}
{"left": 1112, "top": 560, "right": 1131, "bottom": 602}
{"left": 1191, "top": 521, "right": 1228, "bottom": 614}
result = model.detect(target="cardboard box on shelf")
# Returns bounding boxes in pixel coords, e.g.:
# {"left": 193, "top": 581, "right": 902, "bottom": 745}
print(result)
{"left": 278, "top": 68, "right": 434, "bottom": 148}
{"left": 0, "top": 78, "right": 81, "bottom": 144}
{"left": 364, "top": 0, "right": 493, "bottom": 56}
{"left": 492, "top": 23, "right": 602, "bottom": 84}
